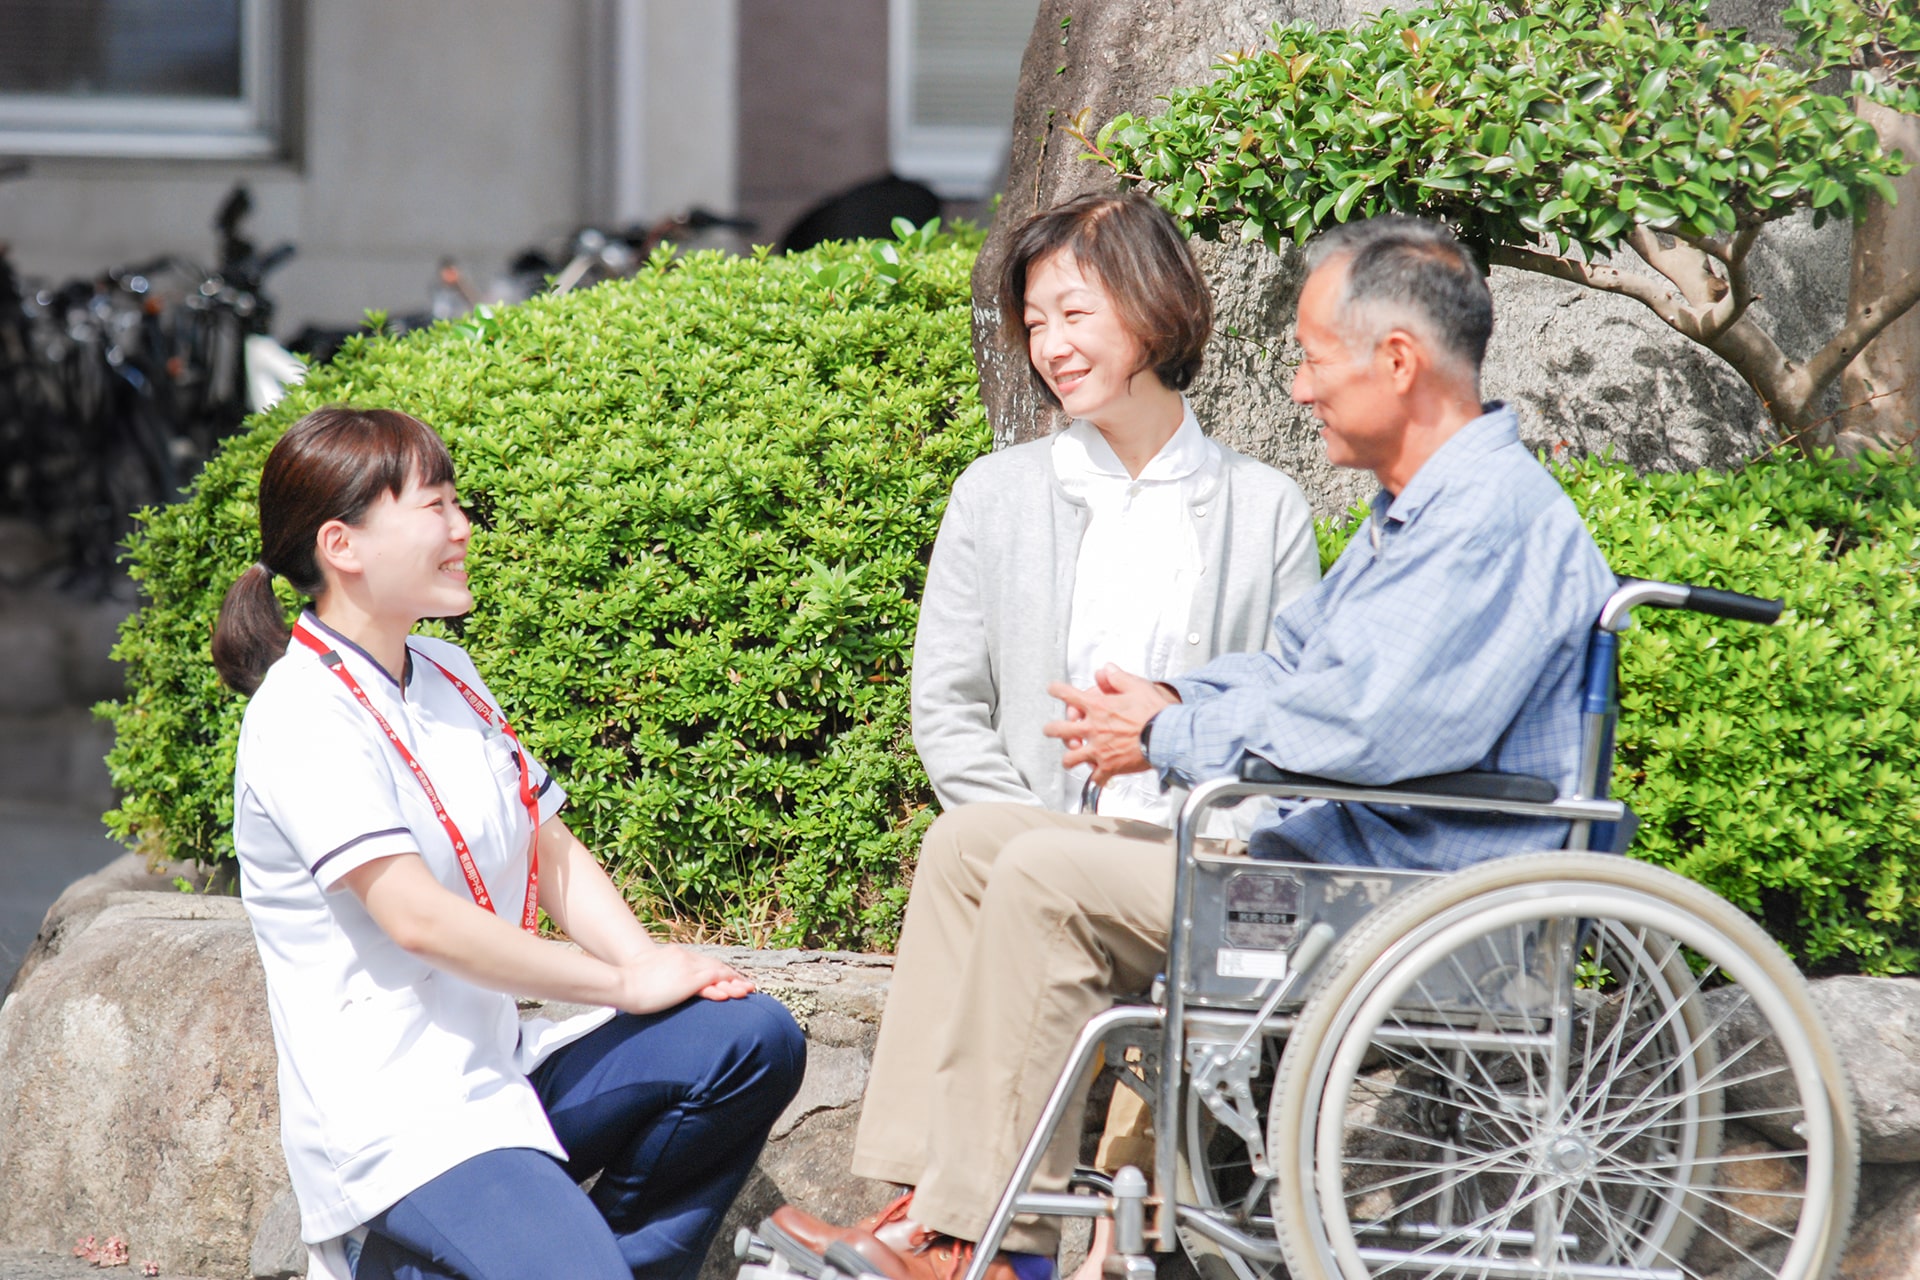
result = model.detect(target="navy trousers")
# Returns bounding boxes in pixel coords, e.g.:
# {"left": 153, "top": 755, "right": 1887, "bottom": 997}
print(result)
{"left": 354, "top": 992, "right": 805, "bottom": 1280}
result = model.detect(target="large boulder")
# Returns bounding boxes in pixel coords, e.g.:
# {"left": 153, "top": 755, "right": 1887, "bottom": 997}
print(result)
{"left": 0, "top": 880, "right": 902, "bottom": 1280}
{"left": 697, "top": 952, "right": 898, "bottom": 1280}
{"left": 0, "top": 894, "right": 283, "bottom": 1278}
{"left": 977, "top": 0, "right": 1846, "bottom": 515}
{"left": 1717, "top": 975, "right": 1920, "bottom": 1164}
{"left": 16, "top": 874, "right": 1920, "bottom": 1278}
{"left": 5, "top": 853, "right": 209, "bottom": 998}
{"left": 1845, "top": 1171, "right": 1920, "bottom": 1280}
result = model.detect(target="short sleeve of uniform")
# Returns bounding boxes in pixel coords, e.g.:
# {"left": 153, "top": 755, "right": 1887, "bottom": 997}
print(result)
{"left": 242, "top": 682, "right": 422, "bottom": 892}
{"left": 534, "top": 764, "right": 566, "bottom": 825}
{"left": 525, "top": 739, "right": 566, "bottom": 827}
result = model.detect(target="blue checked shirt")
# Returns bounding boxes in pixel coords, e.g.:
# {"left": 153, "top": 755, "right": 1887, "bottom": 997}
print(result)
{"left": 1146, "top": 404, "right": 1616, "bottom": 871}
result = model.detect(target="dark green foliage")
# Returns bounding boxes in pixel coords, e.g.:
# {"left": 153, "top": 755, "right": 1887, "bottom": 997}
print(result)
{"left": 104, "top": 223, "right": 1919, "bottom": 971}
{"left": 1086, "top": 0, "right": 1915, "bottom": 256}
{"left": 103, "top": 228, "right": 989, "bottom": 950}
{"left": 1318, "top": 454, "right": 1920, "bottom": 974}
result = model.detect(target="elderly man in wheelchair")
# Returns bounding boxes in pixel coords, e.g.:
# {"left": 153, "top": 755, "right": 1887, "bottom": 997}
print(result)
{"left": 747, "top": 215, "right": 1856, "bottom": 1280}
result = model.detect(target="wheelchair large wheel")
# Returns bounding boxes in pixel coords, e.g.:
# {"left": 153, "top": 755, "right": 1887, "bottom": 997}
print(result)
{"left": 1267, "top": 852, "right": 1856, "bottom": 1280}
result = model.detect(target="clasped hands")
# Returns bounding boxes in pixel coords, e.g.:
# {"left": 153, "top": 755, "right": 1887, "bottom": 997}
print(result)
{"left": 1044, "top": 665, "right": 1179, "bottom": 785}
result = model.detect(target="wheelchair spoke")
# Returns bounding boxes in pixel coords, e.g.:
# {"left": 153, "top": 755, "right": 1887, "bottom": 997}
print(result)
{"left": 1604, "top": 1171, "right": 1811, "bottom": 1279}
{"left": 1563, "top": 932, "right": 1679, "bottom": 1109}
{"left": 1364, "top": 1163, "right": 1569, "bottom": 1276}
{"left": 1368, "top": 1018, "right": 1548, "bottom": 1126}
{"left": 1353, "top": 1060, "right": 1536, "bottom": 1140}
{"left": 1335, "top": 1134, "right": 1536, "bottom": 1206}
{"left": 1567, "top": 1161, "right": 1659, "bottom": 1253}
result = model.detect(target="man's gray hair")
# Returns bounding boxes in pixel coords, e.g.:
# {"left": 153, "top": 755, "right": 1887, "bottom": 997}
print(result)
{"left": 1304, "top": 216, "right": 1493, "bottom": 379}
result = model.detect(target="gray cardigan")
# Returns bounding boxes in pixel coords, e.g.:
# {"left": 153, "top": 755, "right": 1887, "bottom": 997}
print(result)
{"left": 911, "top": 433, "right": 1321, "bottom": 812}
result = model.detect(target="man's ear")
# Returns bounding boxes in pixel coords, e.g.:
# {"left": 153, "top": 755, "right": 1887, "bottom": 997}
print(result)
{"left": 313, "top": 519, "right": 359, "bottom": 580}
{"left": 1380, "top": 329, "right": 1423, "bottom": 395}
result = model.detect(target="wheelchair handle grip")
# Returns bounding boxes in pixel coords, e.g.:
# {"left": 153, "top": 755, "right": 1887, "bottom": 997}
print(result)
{"left": 1679, "top": 585, "right": 1783, "bottom": 625}
{"left": 1603, "top": 577, "right": 1783, "bottom": 630}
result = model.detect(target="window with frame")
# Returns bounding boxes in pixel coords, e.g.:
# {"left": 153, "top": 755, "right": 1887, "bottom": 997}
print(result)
{"left": 0, "top": 0, "right": 282, "bottom": 159}
{"left": 889, "top": 0, "right": 1035, "bottom": 198}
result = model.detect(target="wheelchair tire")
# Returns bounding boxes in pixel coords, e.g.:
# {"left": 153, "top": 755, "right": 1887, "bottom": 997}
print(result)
{"left": 1264, "top": 851, "right": 1856, "bottom": 1280}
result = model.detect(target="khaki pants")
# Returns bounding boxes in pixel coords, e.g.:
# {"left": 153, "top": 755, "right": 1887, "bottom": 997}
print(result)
{"left": 849, "top": 803, "right": 1184, "bottom": 1254}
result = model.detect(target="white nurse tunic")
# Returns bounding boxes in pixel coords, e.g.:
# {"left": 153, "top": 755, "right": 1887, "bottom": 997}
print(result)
{"left": 232, "top": 613, "right": 613, "bottom": 1250}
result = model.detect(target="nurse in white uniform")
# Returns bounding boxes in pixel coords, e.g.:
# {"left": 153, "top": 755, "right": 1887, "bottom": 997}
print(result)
{"left": 213, "top": 405, "right": 805, "bottom": 1280}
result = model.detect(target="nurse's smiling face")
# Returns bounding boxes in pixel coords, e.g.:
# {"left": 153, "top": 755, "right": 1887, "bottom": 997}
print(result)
{"left": 328, "top": 470, "right": 474, "bottom": 624}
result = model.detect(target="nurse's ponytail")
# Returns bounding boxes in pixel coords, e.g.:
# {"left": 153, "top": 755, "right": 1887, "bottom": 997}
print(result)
{"left": 213, "top": 561, "right": 290, "bottom": 695}
{"left": 212, "top": 405, "right": 455, "bottom": 695}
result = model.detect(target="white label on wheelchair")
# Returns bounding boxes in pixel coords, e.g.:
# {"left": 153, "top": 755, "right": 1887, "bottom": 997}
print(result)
{"left": 1217, "top": 948, "right": 1290, "bottom": 980}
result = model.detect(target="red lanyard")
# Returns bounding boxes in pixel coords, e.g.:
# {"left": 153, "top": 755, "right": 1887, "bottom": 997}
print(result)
{"left": 292, "top": 621, "right": 540, "bottom": 932}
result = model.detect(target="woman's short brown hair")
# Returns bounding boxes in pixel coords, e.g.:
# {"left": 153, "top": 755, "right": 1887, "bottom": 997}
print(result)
{"left": 997, "top": 191, "right": 1213, "bottom": 408}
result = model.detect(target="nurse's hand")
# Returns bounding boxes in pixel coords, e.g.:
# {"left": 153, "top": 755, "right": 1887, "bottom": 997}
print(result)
{"left": 615, "top": 945, "right": 757, "bottom": 1013}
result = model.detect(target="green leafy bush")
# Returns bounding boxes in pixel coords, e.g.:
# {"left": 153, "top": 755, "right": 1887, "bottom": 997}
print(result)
{"left": 1090, "top": 0, "right": 1912, "bottom": 257}
{"left": 1318, "top": 452, "right": 1920, "bottom": 974}
{"left": 106, "top": 222, "right": 1918, "bottom": 971}
{"left": 104, "top": 227, "right": 989, "bottom": 950}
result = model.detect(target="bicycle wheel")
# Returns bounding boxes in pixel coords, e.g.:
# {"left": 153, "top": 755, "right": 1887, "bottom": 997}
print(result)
{"left": 1267, "top": 852, "right": 1855, "bottom": 1280}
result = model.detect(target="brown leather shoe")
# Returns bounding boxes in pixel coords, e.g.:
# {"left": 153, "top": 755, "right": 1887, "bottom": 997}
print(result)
{"left": 769, "top": 1191, "right": 913, "bottom": 1258}
{"left": 763, "top": 1208, "right": 906, "bottom": 1279}
{"left": 766, "top": 1199, "right": 1020, "bottom": 1280}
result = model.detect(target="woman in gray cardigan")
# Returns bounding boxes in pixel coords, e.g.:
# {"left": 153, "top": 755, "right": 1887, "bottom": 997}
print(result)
{"left": 766, "top": 195, "right": 1322, "bottom": 1280}
{"left": 883, "top": 191, "right": 1322, "bottom": 1280}
{"left": 911, "top": 192, "right": 1320, "bottom": 822}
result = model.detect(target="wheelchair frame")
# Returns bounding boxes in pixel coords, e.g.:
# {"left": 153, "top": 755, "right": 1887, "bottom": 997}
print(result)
{"left": 960, "top": 579, "right": 1857, "bottom": 1280}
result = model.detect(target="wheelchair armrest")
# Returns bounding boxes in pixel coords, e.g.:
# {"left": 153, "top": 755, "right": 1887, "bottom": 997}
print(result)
{"left": 1237, "top": 757, "right": 1560, "bottom": 805}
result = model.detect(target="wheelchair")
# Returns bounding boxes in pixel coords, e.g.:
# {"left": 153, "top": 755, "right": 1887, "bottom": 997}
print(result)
{"left": 744, "top": 577, "right": 1858, "bottom": 1280}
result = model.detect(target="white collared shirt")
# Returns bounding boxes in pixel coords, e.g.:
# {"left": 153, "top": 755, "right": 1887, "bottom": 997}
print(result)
{"left": 233, "top": 615, "right": 611, "bottom": 1244}
{"left": 1053, "top": 400, "right": 1220, "bottom": 825}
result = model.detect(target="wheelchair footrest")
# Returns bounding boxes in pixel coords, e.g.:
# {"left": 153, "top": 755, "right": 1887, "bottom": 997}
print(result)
{"left": 743, "top": 1220, "right": 830, "bottom": 1278}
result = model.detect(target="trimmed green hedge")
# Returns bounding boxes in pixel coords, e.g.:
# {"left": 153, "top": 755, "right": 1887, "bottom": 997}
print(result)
{"left": 105, "top": 229, "right": 989, "bottom": 950}
{"left": 105, "top": 229, "right": 1918, "bottom": 969}
{"left": 1585, "top": 455, "right": 1920, "bottom": 976}
{"left": 1316, "top": 452, "right": 1920, "bottom": 974}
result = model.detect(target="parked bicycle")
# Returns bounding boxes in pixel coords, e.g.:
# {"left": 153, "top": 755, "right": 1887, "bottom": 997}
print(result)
{"left": 0, "top": 185, "right": 294, "bottom": 585}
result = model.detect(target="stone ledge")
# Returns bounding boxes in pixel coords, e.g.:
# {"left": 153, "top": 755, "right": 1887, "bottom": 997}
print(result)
{"left": 5, "top": 855, "right": 209, "bottom": 999}
{"left": 0, "top": 1246, "right": 222, "bottom": 1280}
{"left": 11, "top": 861, "right": 1920, "bottom": 1280}
{"left": 0, "top": 867, "right": 900, "bottom": 1280}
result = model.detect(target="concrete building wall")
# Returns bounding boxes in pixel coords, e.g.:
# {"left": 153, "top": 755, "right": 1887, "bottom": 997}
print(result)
{"left": 735, "top": 0, "right": 890, "bottom": 247}
{"left": 625, "top": 2, "right": 740, "bottom": 225}
{"left": 0, "top": 0, "right": 738, "bottom": 334}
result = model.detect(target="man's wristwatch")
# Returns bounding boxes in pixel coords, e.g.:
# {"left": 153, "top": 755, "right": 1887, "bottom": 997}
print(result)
{"left": 1138, "top": 711, "right": 1160, "bottom": 760}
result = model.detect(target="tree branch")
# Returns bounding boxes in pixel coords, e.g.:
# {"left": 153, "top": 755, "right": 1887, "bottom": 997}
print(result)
{"left": 1697, "top": 223, "right": 1763, "bottom": 342}
{"left": 1489, "top": 239, "right": 1804, "bottom": 435}
{"left": 1697, "top": 312, "right": 1801, "bottom": 430}
{"left": 1802, "top": 264, "right": 1920, "bottom": 406}
{"left": 1674, "top": 229, "right": 1735, "bottom": 265}
{"left": 1627, "top": 225, "right": 1728, "bottom": 318}
{"left": 1486, "top": 244, "right": 1689, "bottom": 327}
